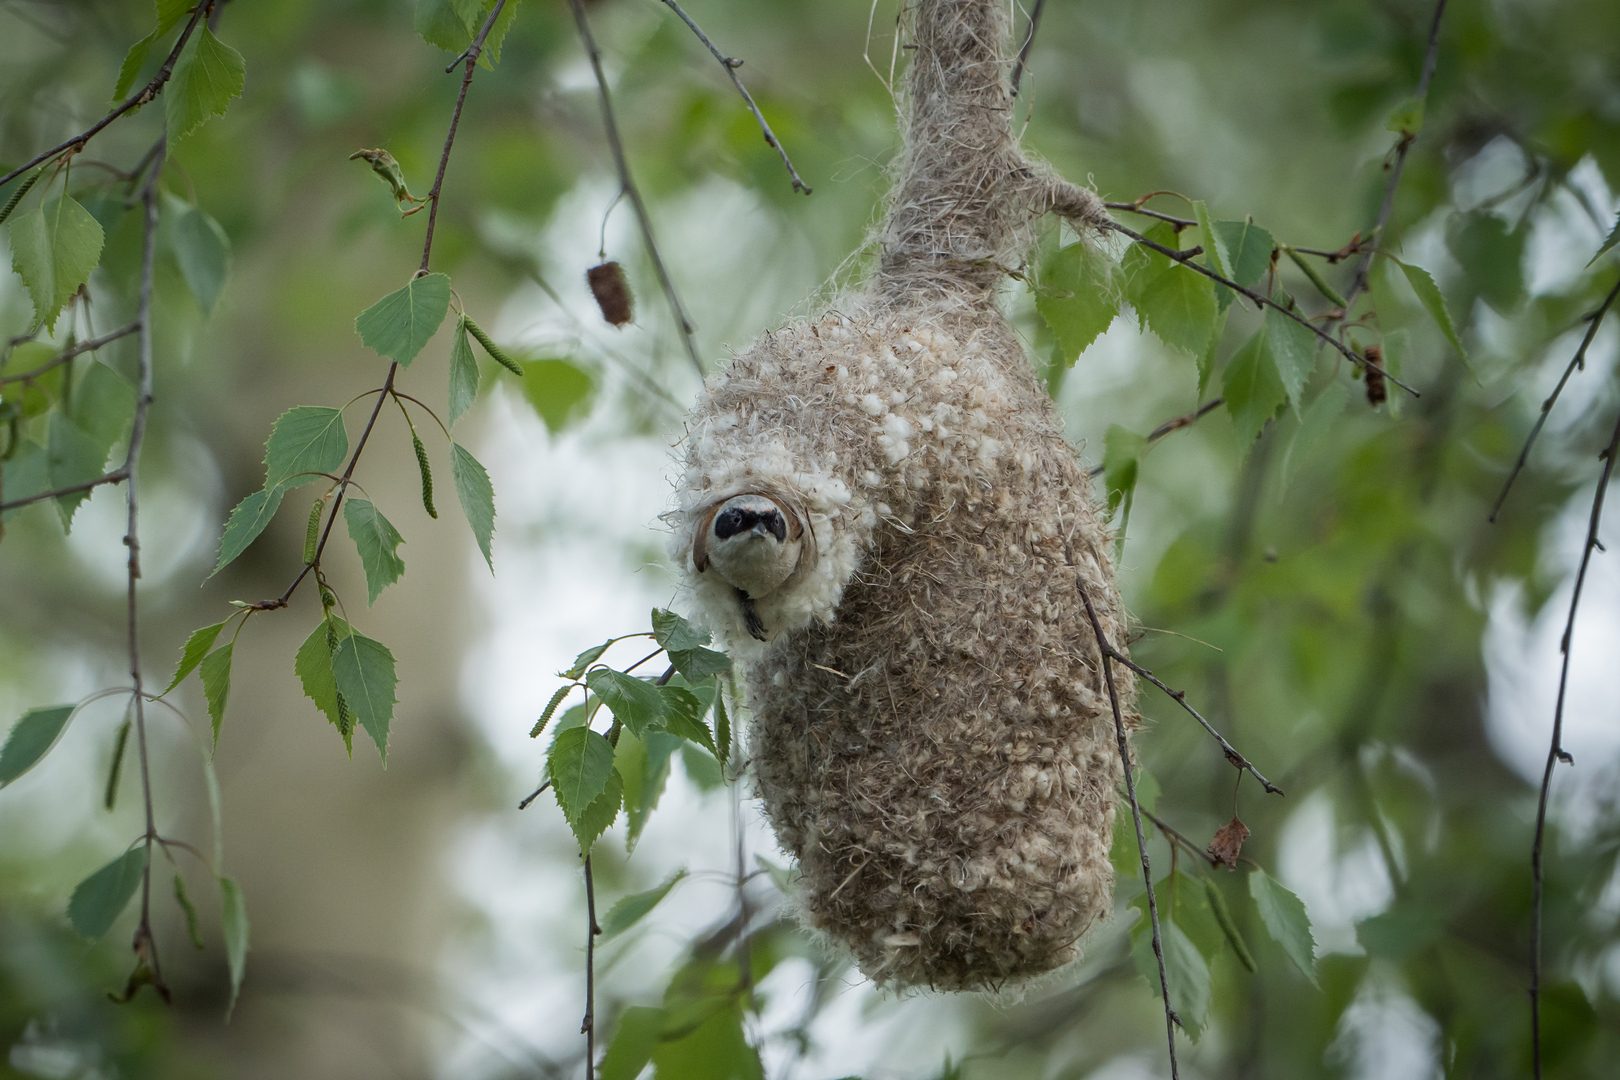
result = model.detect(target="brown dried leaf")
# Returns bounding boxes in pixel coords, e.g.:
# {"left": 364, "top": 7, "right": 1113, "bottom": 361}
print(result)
{"left": 587, "top": 261, "right": 633, "bottom": 326}
{"left": 1207, "top": 817, "right": 1250, "bottom": 870}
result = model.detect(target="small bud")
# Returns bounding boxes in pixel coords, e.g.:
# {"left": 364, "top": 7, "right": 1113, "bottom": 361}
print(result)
{"left": 587, "top": 261, "right": 634, "bottom": 326}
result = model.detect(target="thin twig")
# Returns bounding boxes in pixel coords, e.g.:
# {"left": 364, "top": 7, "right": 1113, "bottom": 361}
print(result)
{"left": 657, "top": 0, "right": 810, "bottom": 195}
{"left": 1103, "top": 201, "right": 1195, "bottom": 229}
{"left": 1075, "top": 573, "right": 1179, "bottom": 1076}
{"left": 128, "top": 139, "right": 167, "bottom": 1001}
{"left": 567, "top": 0, "right": 705, "bottom": 378}
{"left": 1104, "top": 220, "right": 1419, "bottom": 397}
{"left": 1088, "top": 399, "right": 1224, "bottom": 478}
{"left": 516, "top": 779, "right": 551, "bottom": 810}
{"left": 1340, "top": 0, "right": 1450, "bottom": 318}
{"left": 0, "top": 468, "right": 127, "bottom": 512}
{"left": 0, "top": 321, "right": 139, "bottom": 384}
{"left": 1009, "top": 0, "right": 1047, "bottom": 97}
{"left": 1490, "top": 275, "right": 1620, "bottom": 522}
{"left": 1530, "top": 403, "right": 1620, "bottom": 1079}
{"left": 582, "top": 855, "right": 601, "bottom": 1072}
{"left": 420, "top": 0, "right": 509, "bottom": 273}
{"left": 1142, "top": 808, "right": 1219, "bottom": 869}
{"left": 0, "top": 4, "right": 209, "bottom": 188}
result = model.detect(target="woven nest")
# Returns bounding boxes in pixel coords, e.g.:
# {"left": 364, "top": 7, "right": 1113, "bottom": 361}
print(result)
{"left": 669, "top": 0, "right": 1135, "bottom": 991}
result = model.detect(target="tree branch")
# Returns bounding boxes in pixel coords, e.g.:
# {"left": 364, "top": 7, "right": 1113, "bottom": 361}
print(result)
{"left": 1490, "top": 275, "right": 1620, "bottom": 522}
{"left": 656, "top": 0, "right": 810, "bottom": 195}
{"left": 1530, "top": 400, "right": 1620, "bottom": 1079}
{"left": 0, "top": 469, "right": 127, "bottom": 513}
{"left": 0, "top": 321, "right": 140, "bottom": 385}
{"left": 582, "top": 854, "right": 601, "bottom": 1072}
{"left": 1009, "top": 0, "right": 1047, "bottom": 97}
{"left": 1088, "top": 399, "right": 1224, "bottom": 478}
{"left": 567, "top": 0, "right": 705, "bottom": 378}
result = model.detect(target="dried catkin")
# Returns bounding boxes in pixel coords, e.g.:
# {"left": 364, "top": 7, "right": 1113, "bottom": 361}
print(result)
{"left": 670, "top": 0, "right": 1133, "bottom": 992}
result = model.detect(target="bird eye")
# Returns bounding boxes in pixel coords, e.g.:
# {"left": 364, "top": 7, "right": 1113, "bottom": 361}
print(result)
{"left": 713, "top": 507, "right": 750, "bottom": 539}
{"left": 764, "top": 512, "right": 787, "bottom": 541}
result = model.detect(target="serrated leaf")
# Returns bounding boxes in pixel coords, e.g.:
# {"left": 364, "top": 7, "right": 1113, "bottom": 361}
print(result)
{"left": 668, "top": 646, "right": 731, "bottom": 683}
{"left": 164, "top": 620, "right": 229, "bottom": 694}
{"left": 46, "top": 413, "right": 108, "bottom": 530}
{"left": 113, "top": 34, "right": 158, "bottom": 103}
{"left": 0, "top": 704, "right": 75, "bottom": 786}
{"left": 601, "top": 870, "right": 688, "bottom": 940}
{"left": 263, "top": 406, "right": 349, "bottom": 492}
{"left": 1281, "top": 382, "right": 1349, "bottom": 493}
{"left": 1591, "top": 212, "right": 1620, "bottom": 266}
{"left": 355, "top": 272, "right": 451, "bottom": 367}
{"left": 600, "top": 1005, "right": 664, "bottom": 1080}
{"left": 712, "top": 685, "right": 731, "bottom": 767}
{"left": 294, "top": 617, "right": 347, "bottom": 732}
{"left": 199, "top": 643, "right": 233, "bottom": 748}
{"left": 450, "top": 442, "right": 495, "bottom": 571}
{"left": 173, "top": 206, "right": 230, "bottom": 313}
{"left": 1396, "top": 260, "right": 1468, "bottom": 364}
{"left": 658, "top": 685, "right": 717, "bottom": 756}
{"left": 586, "top": 668, "right": 667, "bottom": 740}
{"left": 563, "top": 641, "right": 612, "bottom": 680}
{"left": 448, "top": 318, "right": 479, "bottom": 427}
{"left": 211, "top": 486, "right": 285, "bottom": 575}
{"left": 1222, "top": 329, "right": 1287, "bottom": 448}
{"left": 521, "top": 358, "right": 594, "bottom": 435}
{"left": 1211, "top": 220, "right": 1274, "bottom": 289}
{"left": 1130, "top": 913, "right": 1212, "bottom": 1040}
{"left": 332, "top": 630, "right": 397, "bottom": 762}
{"left": 1194, "top": 201, "right": 1229, "bottom": 279}
{"left": 652, "top": 608, "right": 708, "bottom": 652}
{"left": 415, "top": 0, "right": 476, "bottom": 51}
{"left": 1037, "top": 242, "right": 1119, "bottom": 366}
{"left": 680, "top": 742, "right": 724, "bottom": 791}
{"left": 1102, "top": 425, "right": 1146, "bottom": 517}
{"left": 8, "top": 195, "right": 105, "bottom": 332}
{"left": 68, "top": 847, "right": 147, "bottom": 939}
{"left": 1133, "top": 261, "right": 1217, "bottom": 357}
{"left": 617, "top": 730, "right": 677, "bottom": 851}
{"left": 476, "top": 0, "right": 519, "bottom": 69}
{"left": 1248, "top": 868, "right": 1318, "bottom": 986}
{"left": 166, "top": 26, "right": 245, "bottom": 141}
{"left": 1198, "top": 307, "right": 1229, "bottom": 395}
{"left": 70, "top": 359, "right": 136, "bottom": 454}
{"left": 0, "top": 440, "right": 48, "bottom": 523}
{"left": 220, "top": 875, "right": 250, "bottom": 1019}
{"left": 1205, "top": 875, "right": 1257, "bottom": 972}
{"left": 343, "top": 498, "right": 406, "bottom": 605}
{"left": 578, "top": 770, "right": 623, "bottom": 852}
{"left": 174, "top": 873, "right": 205, "bottom": 949}
{"left": 1264, "top": 300, "right": 1318, "bottom": 412}
{"left": 549, "top": 727, "right": 617, "bottom": 851}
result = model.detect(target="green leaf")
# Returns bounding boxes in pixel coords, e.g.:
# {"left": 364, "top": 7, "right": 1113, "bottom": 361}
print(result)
{"left": 1205, "top": 875, "right": 1257, "bottom": 972}
{"left": 1248, "top": 868, "right": 1318, "bottom": 986}
{"left": 476, "top": 0, "right": 520, "bottom": 69}
{"left": 520, "top": 358, "right": 594, "bottom": 435}
{"left": 332, "top": 630, "right": 398, "bottom": 761}
{"left": 1102, "top": 425, "right": 1146, "bottom": 517}
{"left": 68, "top": 847, "right": 147, "bottom": 939}
{"left": 219, "top": 875, "right": 250, "bottom": 1019}
{"left": 1396, "top": 260, "right": 1468, "bottom": 364}
{"left": 563, "top": 641, "right": 612, "bottom": 680}
{"left": 262, "top": 406, "right": 349, "bottom": 492}
{"left": 415, "top": 0, "right": 476, "bottom": 52}
{"left": 549, "top": 727, "right": 618, "bottom": 851}
{"left": 1133, "top": 261, "right": 1217, "bottom": 357}
{"left": 113, "top": 34, "right": 159, "bottom": 103}
{"left": 578, "top": 768, "right": 624, "bottom": 851}
{"left": 659, "top": 685, "right": 718, "bottom": 756}
{"left": 174, "top": 873, "right": 205, "bottom": 949}
{"left": 652, "top": 608, "right": 709, "bottom": 652}
{"left": 211, "top": 486, "right": 285, "bottom": 576}
{"left": 450, "top": 442, "right": 496, "bottom": 571}
{"left": 586, "top": 668, "right": 667, "bottom": 740}
{"left": 601, "top": 1005, "right": 664, "bottom": 1080}
{"left": 651, "top": 987, "right": 763, "bottom": 1080}
{"left": 7, "top": 195, "right": 105, "bottom": 332}
{"left": 448, "top": 318, "right": 479, "bottom": 427}
{"left": 712, "top": 684, "right": 731, "bottom": 768}
{"left": 1384, "top": 95, "right": 1425, "bottom": 137}
{"left": 343, "top": 498, "right": 406, "bottom": 605}
{"left": 681, "top": 743, "right": 724, "bottom": 791}
{"left": 1211, "top": 219, "right": 1274, "bottom": 289}
{"left": 1281, "top": 382, "right": 1349, "bottom": 492}
{"left": 669, "top": 646, "right": 732, "bottom": 683}
{"left": 46, "top": 413, "right": 108, "bottom": 530}
{"left": 164, "top": 620, "right": 229, "bottom": 694}
{"left": 199, "top": 643, "right": 234, "bottom": 748}
{"left": 294, "top": 617, "right": 347, "bottom": 733}
{"left": 1221, "top": 330, "right": 1287, "bottom": 448}
{"left": 355, "top": 273, "right": 451, "bottom": 367}
{"left": 172, "top": 205, "right": 230, "bottom": 313}
{"left": 0, "top": 705, "right": 75, "bottom": 787}
{"left": 1447, "top": 213, "right": 1525, "bottom": 311}
{"left": 1264, "top": 300, "right": 1319, "bottom": 412}
{"left": 165, "top": 26, "right": 246, "bottom": 141}
{"left": 617, "top": 731, "right": 677, "bottom": 851}
{"left": 0, "top": 440, "right": 49, "bottom": 523}
{"left": 1356, "top": 906, "right": 1444, "bottom": 962}
{"left": 70, "top": 359, "right": 136, "bottom": 454}
{"left": 601, "top": 870, "right": 688, "bottom": 940}
{"left": 1037, "top": 242, "right": 1119, "bottom": 366}
{"left": 1590, "top": 212, "right": 1620, "bottom": 266}
{"left": 1194, "top": 201, "right": 1229, "bottom": 278}
{"left": 1130, "top": 914, "right": 1212, "bottom": 1040}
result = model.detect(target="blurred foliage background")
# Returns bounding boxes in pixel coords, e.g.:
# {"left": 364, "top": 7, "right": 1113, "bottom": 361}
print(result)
{"left": 2, "top": 0, "right": 1619, "bottom": 1078}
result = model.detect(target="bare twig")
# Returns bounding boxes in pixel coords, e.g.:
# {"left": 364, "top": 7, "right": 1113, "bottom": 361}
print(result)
{"left": 656, "top": 0, "right": 810, "bottom": 195}
{"left": 0, "top": 4, "right": 210, "bottom": 188}
{"left": 582, "top": 855, "right": 601, "bottom": 1072}
{"left": 1088, "top": 399, "right": 1224, "bottom": 478}
{"left": 517, "top": 779, "right": 551, "bottom": 810}
{"left": 1142, "top": 808, "right": 1219, "bottom": 869}
{"left": 420, "top": 0, "right": 509, "bottom": 273}
{"left": 1490, "top": 275, "right": 1620, "bottom": 522}
{"left": 1075, "top": 573, "right": 1179, "bottom": 1076}
{"left": 1009, "top": 0, "right": 1047, "bottom": 97}
{"left": 1103, "top": 201, "right": 1196, "bottom": 229}
{"left": 0, "top": 469, "right": 128, "bottom": 513}
{"left": 1530, "top": 403, "right": 1620, "bottom": 1079}
{"left": 567, "top": 0, "right": 705, "bottom": 378}
{"left": 0, "top": 321, "right": 139, "bottom": 384}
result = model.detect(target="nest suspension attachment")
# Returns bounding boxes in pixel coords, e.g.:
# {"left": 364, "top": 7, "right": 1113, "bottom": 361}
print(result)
{"left": 669, "top": 0, "right": 1132, "bottom": 992}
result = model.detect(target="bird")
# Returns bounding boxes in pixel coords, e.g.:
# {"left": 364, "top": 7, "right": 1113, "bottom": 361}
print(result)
{"left": 692, "top": 493, "right": 805, "bottom": 641}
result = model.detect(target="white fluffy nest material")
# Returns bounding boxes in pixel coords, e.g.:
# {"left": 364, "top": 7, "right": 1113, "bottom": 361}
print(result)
{"left": 667, "top": 0, "right": 1134, "bottom": 992}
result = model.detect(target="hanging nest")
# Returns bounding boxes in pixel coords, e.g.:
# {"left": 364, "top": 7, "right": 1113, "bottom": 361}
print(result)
{"left": 669, "top": 0, "right": 1135, "bottom": 992}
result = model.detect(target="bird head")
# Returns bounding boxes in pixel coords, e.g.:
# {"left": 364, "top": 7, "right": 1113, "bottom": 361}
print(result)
{"left": 692, "top": 492, "right": 806, "bottom": 599}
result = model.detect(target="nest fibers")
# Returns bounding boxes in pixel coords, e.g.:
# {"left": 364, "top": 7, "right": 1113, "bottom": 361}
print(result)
{"left": 669, "top": 0, "right": 1135, "bottom": 991}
